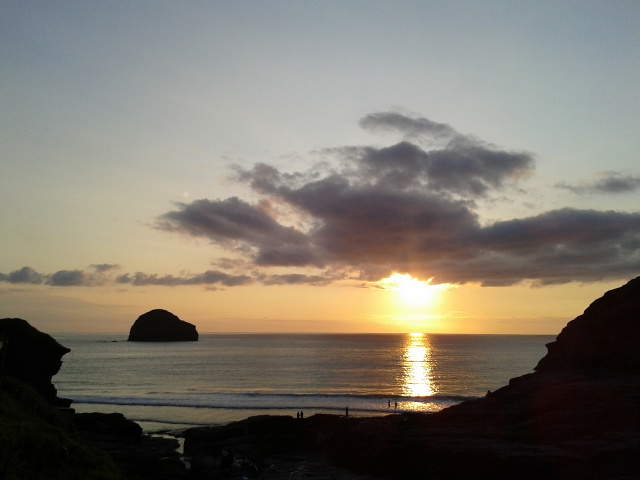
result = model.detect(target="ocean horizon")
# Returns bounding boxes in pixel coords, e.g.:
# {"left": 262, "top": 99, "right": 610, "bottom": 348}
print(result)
{"left": 54, "top": 332, "right": 554, "bottom": 433}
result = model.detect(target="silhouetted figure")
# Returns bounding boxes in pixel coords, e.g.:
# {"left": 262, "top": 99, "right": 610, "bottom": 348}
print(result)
{"left": 346, "top": 406, "right": 349, "bottom": 416}
{"left": 296, "top": 411, "right": 300, "bottom": 419}
{"left": 388, "top": 400, "right": 391, "bottom": 407}
{"left": 394, "top": 401, "right": 398, "bottom": 409}
{"left": 300, "top": 410, "right": 304, "bottom": 418}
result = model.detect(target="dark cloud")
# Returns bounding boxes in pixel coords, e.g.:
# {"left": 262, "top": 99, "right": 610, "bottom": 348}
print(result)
{"left": 359, "top": 111, "right": 460, "bottom": 144}
{"left": 154, "top": 112, "right": 639, "bottom": 287}
{"left": 50, "top": 270, "right": 88, "bottom": 286}
{"left": 258, "top": 273, "right": 333, "bottom": 286}
{"left": 116, "top": 270, "right": 252, "bottom": 287}
{"left": 557, "top": 172, "right": 640, "bottom": 195}
{"left": 157, "top": 197, "right": 319, "bottom": 267}
{"left": 1, "top": 265, "right": 122, "bottom": 287}
{"left": 0, "top": 266, "right": 45, "bottom": 284}
{"left": 357, "top": 112, "right": 534, "bottom": 196}
{"left": 439, "top": 208, "right": 640, "bottom": 286}
{"left": 0, "top": 266, "right": 330, "bottom": 289}
{"left": 158, "top": 197, "right": 307, "bottom": 246}
{"left": 90, "top": 263, "right": 120, "bottom": 273}
{"left": 5, "top": 113, "right": 638, "bottom": 290}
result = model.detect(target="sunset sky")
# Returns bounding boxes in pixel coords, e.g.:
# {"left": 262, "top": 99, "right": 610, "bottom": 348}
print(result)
{"left": 2, "top": 1, "right": 639, "bottom": 334}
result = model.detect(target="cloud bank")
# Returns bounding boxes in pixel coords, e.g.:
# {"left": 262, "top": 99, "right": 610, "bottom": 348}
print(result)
{"left": 155, "top": 112, "right": 640, "bottom": 287}
{"left": 0, "top": 266, "right": 334, "bottom": 289}
{"left": 4, "top": 113, "right": 638, "bottom": 290}
{"left": 0, "top": 265, "right": 119, "bottom": 287}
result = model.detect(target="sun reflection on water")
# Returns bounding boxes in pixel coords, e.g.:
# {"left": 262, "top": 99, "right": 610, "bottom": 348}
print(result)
{"left": 402, "top": 333, "right": 435, "bottom": 398}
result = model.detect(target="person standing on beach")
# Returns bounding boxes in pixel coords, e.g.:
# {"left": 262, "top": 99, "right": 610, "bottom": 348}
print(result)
{"left": 345, "top": 406, "right": 349, "bottom": 416}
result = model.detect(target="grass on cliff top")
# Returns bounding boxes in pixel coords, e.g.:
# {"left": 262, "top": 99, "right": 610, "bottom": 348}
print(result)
{"left": 0, "top": 375, "right": 123, "bottom": 480}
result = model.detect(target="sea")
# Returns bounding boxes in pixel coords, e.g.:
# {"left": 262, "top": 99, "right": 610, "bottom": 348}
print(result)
{"left": 53, "top": 333, "right": 554, "bottom": 434}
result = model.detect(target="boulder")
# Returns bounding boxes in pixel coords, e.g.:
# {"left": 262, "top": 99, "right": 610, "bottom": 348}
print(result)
{"left": 0, "top": 317, "right": 72, "bottom": 407}
{"left": 128, "top": 309, "right": 198, "bottom": 342}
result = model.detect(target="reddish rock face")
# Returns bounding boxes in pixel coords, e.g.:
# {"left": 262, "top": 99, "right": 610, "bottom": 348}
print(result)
{"left": 128, "top": 309, "right": 198, "bottom": 341}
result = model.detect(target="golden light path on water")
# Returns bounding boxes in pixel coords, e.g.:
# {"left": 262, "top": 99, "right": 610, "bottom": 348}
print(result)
{"left": 402, "top": 333, "right": 437, "bottom": 411}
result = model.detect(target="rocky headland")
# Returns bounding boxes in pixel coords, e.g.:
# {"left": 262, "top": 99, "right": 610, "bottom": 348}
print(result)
{"left": 128, "top": 309, "right": 198, "bottom": 342}
{"left": 0, "top": 317, "right": 72, "bottom": 407}
{"left": 0, "top": 317, "right": 186, "bottom": 480}
{"left": 184, "top": 277, "right": 640, "bottom": 479}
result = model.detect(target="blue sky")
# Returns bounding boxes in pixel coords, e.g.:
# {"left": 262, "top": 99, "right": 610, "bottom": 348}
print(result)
{"left": 1, "top": 1, "right": 639, "bottom": 333}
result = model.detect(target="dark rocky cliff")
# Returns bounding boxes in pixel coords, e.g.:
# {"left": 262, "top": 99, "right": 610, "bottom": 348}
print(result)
{"left": 0, "top": 319, "right": 185, "bottom": 479}
{"left": 128, "top": 309, "right": 198, "bottom": 341}
{"left": 534, "top": 275, "right": 640, "bottom": 373}
{"left": 0, "top": 317, "right": 71, "bottom": 407}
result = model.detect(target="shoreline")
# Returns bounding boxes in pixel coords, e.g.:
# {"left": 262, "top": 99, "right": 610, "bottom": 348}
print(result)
{"left": 67, "top": 396, "right": 454, "bottom": 436}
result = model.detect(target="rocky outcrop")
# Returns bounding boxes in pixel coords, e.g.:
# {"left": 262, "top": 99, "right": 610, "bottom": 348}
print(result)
{"left": 184, "top": 277, "right": 640, "bottom": 480}
{"left": 534, "top": 275, "right": 640, "bottom": 373}
{"left": 0, "top": 317, "right": 186, "bottom": 479}
{"left": 0, "top": 375, "right": 123, "bottom": 479}
{"left": 0, "top": 317, "right": 72, "bottom": 407}
{"left": 128, "top": 309, "right": 198, "bottom": 342}
{"left": 73, "top": 412, "right": 186, "bottom": 480}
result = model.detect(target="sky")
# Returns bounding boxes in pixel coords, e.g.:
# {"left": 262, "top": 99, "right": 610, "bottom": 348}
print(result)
{"left": 1, "top": 1, "right": 639, "bottom": 334}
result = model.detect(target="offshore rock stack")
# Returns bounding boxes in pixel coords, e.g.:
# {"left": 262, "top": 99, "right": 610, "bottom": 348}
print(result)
{"left": 128, "top": 309, "right": 198, "bottom": 342}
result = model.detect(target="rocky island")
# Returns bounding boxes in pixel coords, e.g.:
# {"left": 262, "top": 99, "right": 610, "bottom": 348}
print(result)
{"left": 128, "top": 309, "right": 198, "bottom": 342}
{"left": 0, "top": 317, "right": 72, "bottom": 407}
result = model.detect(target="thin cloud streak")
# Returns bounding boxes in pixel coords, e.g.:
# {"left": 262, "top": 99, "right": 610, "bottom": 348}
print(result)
{"left": 557, "top": 172, "right": 640, "bottom": 195}
{"left": 0, "top": 265, "right": 121, "bottom": 287}
{"left": 0, "top": 266, "right": 335, "bottom": 289}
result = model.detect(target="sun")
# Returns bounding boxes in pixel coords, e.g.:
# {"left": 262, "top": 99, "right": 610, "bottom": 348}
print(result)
{"left": 379, "top": 273, "right": 446, "bottom": 308}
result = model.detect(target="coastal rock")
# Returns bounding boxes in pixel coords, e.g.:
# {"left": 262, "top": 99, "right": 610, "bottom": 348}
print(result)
{"left": 534, "top": 275, "right": 640, "bottom": 373}
{"left": 0, "top": 376, "right": 123, "bottom": 479}
{"left": 0, "top": 317, "right": 72, "bottom": 407}
{"left": 73, "top": 412, "right": 186, "bottom": 480}
{"left": 128, "top": 309, "right": 198, "bottom": 342}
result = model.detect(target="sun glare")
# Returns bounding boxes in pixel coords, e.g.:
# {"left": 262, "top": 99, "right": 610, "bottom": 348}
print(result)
{"left": 379, "top": 273, "right": 446, "bottom": 308}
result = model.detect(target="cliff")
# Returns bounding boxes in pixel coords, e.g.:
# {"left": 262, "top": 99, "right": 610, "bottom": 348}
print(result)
{"left": 534, "top": 275, "right": 640, "bottom": 373}
{"left": 0, "top": 317, "right": 72, "bottom": 407}
{"left": 128, "top": 309, "right": 198, "bottom": 342}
